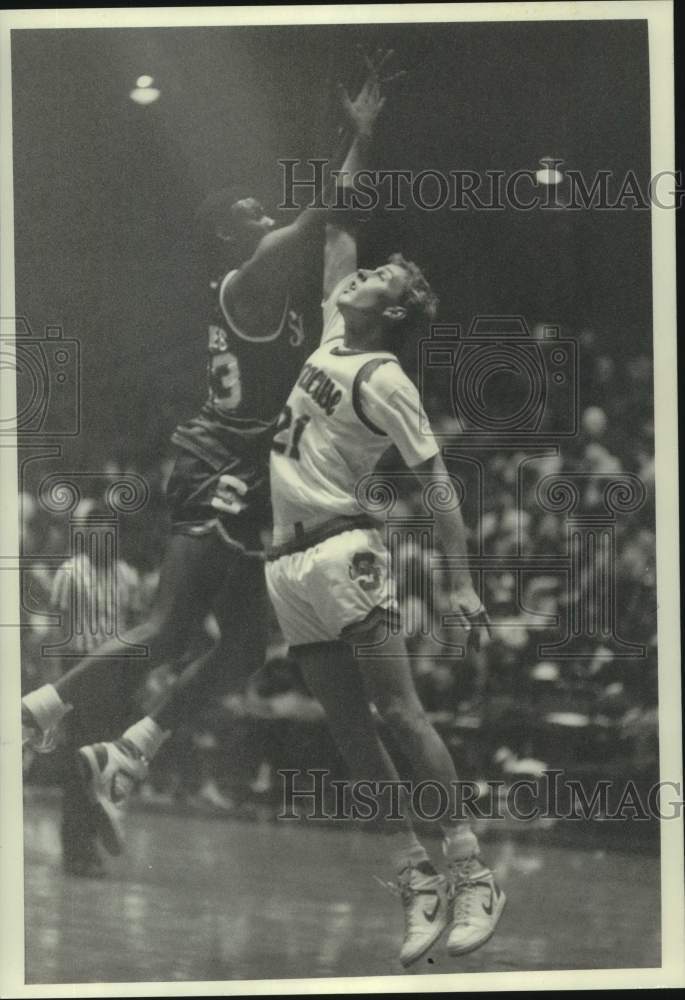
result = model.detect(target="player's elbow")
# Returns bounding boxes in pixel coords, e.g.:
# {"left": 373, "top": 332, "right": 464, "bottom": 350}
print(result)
{"left": 293, "top": 206, "right": 328, "bottom": 236}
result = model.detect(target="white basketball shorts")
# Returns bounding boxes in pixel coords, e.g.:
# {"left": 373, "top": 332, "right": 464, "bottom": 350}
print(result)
{"left": 265, "top": 527, "right": 399, "bottom": 647}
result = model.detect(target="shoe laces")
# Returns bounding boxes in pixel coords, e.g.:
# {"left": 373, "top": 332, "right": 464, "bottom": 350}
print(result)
{"left": 22, "top": 705, "right": 57, "bottom": 754}
{"left": 114, "top": 738, "right": 149, "bottom": 772}
{"left": 448, "top": 859, "right": 489, "bottom": 925}
{"left": 29, "top": 724, "right": 58, "bottom": 754}
{"left": 374, "top": 870, "right": 440, "bottom": 934}
{"left": 373, "top": 874, "right": 402, "bottom": 898}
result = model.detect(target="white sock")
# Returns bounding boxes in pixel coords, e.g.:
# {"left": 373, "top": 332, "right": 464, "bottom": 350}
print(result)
{"left": 389, "top": 831, "right": 431, "bottom": 874}
{"left": 442, "top": 824, "right": 480, "bottom": 862}
{"left": 22, "top": 684, "right": 71, "bottom": 732}
{"left": 121, "top": 716, "right": 169, "bottom": 762}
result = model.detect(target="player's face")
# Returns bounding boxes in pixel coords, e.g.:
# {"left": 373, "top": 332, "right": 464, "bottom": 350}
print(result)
{"left": 230, "top": 197, "right": 276, "bottom": 240}
{"left": 336, "top": 264, "right": 408, "bottom": 318}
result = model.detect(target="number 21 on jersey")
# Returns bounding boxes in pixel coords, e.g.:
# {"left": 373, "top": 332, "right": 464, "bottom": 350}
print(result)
{"left": 271, "top": 404, "right": 310, "bottom": 460}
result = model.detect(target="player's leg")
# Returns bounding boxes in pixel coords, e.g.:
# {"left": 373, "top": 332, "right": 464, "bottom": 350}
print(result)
{"left": 295, "top": 640, "right": 449, "bottom": 968}
{"left": 21, "top": 449, "right": 232, "bottom": 750}
{"left": 354, "top": 630, "right": 467, "bottom": 831}
{"left": 73, "top": 541, "right": 253, "bottom": 855}
{"left": 76, "top": 539, "right": 269, "bottom": 854}
{"left": 311, "top": 528, "right": 469, "bottom": 827}
{"left": 21, "top": 527, "right": 229, "bottom": 751}
{"left": 354, "top": 627, "right": 506, "bottom": 956}
{"left": 295, "top": 642, "right": 405, "bottom": 806}
{"left": 59, "top": 719, "right": 107, "bottom": 878}
{"left": 265, "top": 545, "right": 449, "bottom": 968}
{"left": 25, "top": 528, "right": 229, "bottom": 858}
{"left": 57, "top": 636, "right": 149, "bottom": 878}
{"left": 310, "top": 526, "right": 505, "bottom": 957}
{"left": 136, "top": 562, "right": 268, "bottom": 810}
{"left": 188, "top": 550, "right": 270, "bottom": 806}
{"left": 156, "top": 546, "right": 268, "bottom": 727}
{"left": 119, "top": 544, "right": 266, "bottom": 753}
{"left": 69, "top": 445, "right": 268, "bottom": 853}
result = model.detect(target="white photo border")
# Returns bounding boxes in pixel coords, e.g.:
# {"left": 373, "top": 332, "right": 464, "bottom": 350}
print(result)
{"left": 0, "top": 3, "right": 681, "bottom": 995}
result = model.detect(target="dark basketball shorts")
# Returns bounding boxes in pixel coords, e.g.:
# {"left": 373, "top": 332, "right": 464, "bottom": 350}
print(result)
{"left": 165, "top": 449, "right": 270, "bottom": 554}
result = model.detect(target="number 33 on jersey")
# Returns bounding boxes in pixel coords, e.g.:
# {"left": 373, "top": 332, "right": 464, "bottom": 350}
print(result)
{"left": 208, "top": 325, "right": 242, "bottom": 410}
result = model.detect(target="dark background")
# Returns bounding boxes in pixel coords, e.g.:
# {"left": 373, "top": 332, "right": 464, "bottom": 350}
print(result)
{"left": 11, "top": 19, "right": 652, "bottom": 466}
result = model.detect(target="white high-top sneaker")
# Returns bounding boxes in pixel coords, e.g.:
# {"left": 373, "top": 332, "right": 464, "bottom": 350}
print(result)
{"left": 78, "top": 739, "right": 149, "bottom": 856}
{"left": 446, "top": 855, "right": 506, "bottom": 956}
{"left": 395, "top": 862, "right": 449, "bottom": 968}
{"left": 22, "top": 684, "right": 71, "bottom": 753}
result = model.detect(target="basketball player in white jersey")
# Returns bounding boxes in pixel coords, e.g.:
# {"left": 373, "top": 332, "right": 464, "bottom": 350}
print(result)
{"left": 261, "top": 220, "right": 506, "bottom": 965}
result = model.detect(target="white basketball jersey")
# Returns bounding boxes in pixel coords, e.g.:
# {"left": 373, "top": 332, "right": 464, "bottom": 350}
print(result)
{"left": 269, "top": 281, "right": 439, "bottom": 540}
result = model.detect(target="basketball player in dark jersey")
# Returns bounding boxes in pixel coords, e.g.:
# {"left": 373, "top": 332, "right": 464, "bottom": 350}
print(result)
{"left": 21, "top": 56, "right": 393, "bottom": 859}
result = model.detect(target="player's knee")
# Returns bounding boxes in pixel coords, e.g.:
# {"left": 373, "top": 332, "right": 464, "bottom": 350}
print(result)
{"left": 127, "top": 618, "right": 184, "bottom": 660}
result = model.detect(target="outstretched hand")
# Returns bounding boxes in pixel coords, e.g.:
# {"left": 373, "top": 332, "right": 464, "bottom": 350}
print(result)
{"left": 451, "top": 585, "right": 493, "bottom": 654}
{"left": 358, "top": 45, "right": 407, "bottom": 85}
{"left": 338, "top": 75, "right": 385, "bottom": 140}
{"left": 338, "top": 46, "right": 406, "bottom": 139}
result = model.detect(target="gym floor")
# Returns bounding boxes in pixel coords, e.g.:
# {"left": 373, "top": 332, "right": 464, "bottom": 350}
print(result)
{"left": 23, "top": 797, "right": 660, "bottom": 984}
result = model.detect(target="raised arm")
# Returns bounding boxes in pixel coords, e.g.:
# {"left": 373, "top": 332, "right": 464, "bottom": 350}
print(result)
{"left": 229, "top": 62, "right": 388, "bottom": 305}
{"left": 323, "top": 225, "right": 358, "bottom": 302}
{"left": 322, "top": 65, "right": 391, "bottom": 302}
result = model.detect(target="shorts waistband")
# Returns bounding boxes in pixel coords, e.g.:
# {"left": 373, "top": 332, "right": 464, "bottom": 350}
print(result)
{"left": 266, "top": 514, "right": 380, "bottom": 561}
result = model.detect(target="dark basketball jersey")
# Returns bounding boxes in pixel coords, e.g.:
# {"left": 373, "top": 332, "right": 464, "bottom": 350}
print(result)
{"left": 172, "top": 269, "right": 308, "bottom": 476}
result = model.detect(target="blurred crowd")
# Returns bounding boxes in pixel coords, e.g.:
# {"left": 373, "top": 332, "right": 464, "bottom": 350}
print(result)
{"left": 20, "top": 331, "right": 658, "bottom": 818}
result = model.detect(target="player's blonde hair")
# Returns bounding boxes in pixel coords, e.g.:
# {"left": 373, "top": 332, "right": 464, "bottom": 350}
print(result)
{"left": 387, "top": 253, "right": 439, "bottom": 337}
